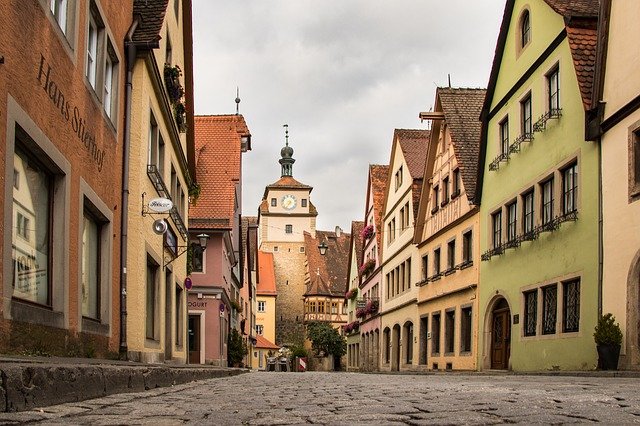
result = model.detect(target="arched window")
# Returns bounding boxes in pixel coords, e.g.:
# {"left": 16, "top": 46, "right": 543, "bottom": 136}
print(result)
{"left": 521, "top": 10, "right": 531, "bottom": 48}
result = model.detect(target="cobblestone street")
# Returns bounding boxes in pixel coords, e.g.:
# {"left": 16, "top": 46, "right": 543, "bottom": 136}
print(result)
{"left": 1, "top": 372, "right": 640, "bottom": 425}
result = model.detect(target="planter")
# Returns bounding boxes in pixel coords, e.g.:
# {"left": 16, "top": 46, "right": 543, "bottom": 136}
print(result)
{"left": 597, "top": 344, "right": 620, "bottom": 370}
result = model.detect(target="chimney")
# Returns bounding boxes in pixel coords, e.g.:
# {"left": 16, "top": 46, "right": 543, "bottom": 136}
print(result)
{"left": 335, "top": 226, "right": 342, "bottom": 238}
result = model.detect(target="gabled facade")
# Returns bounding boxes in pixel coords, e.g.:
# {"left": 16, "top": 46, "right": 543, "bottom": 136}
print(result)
{"left": 589, "top": 0, "right": 640, "bottom": 370}
{"left": 124, "top": 0, "right": 196, "bottom": 364}
{"left": 1, "top": 0, "right": 131, "bottom": 356}
{"left": 355, "top": 164, "right": 389, "bottom": 372}
{"left": 345, "top": 220, "right": 364, "bottom": 371}
{"left": 257, "top": 136, "right": 317, "bottom": 346}
{"left": 477, "top": 0, "right": 599, "bottom": 371}
{"left": 187, "top": 114, "right": 251, "bottom": 365}
{"left": 414, "top": 88, "right": 485, "bottom": 371}
{"left": 379, "top": 129, "right": 429, "bottom": 372}
{"left": 254, "top": 250, "right": 278, "bottom": 370}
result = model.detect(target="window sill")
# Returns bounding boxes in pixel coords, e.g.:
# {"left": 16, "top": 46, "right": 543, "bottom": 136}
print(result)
{"left": 431, "top": 206, "right": 439, "bottom": 215}
{"left": 451, "top": 190, "right": 461, "bottom": 200}
{"left": 443, "top": 268, "right": 456, "bottom": 276}
{"left": 82, "top": 317, "right": 110, "bottom": 336}
{"left": 458, "top": 260, "right": 473, "bottom": 270}
{"left": 11, "top": 299, "right": 65, "bottom": 329}
{"left": 440, "top": 199, "right": 449, "bottom": 208}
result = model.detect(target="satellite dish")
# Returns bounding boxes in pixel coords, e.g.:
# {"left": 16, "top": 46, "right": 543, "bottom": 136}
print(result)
{"left": 152, "top": 219, "right": 168, "bottom": 235}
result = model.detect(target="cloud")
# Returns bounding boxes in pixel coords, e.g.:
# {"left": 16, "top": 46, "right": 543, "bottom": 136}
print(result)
{"left": 192, "top": 0, "right": 505, "bottom": 231}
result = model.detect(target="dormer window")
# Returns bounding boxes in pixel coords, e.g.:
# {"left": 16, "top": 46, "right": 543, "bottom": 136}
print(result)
{"left": 394, "top": 166, "right": 403, "bottom": 191}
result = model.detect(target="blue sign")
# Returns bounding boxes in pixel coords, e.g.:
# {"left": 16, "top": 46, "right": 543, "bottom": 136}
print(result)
{"left": 184, "top": 277, "right": 192, "bottom": 290}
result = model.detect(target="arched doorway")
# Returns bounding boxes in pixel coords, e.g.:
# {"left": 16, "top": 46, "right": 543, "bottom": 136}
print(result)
{"left": 392, "top": 324, "right": 401, "bottom": 371}
{"left": 490, "top": 298, "right": 511, "bottom": 369}
{"left": 403, "top": 321, "right": 414, "bottom": 365}
{"left": 626, "top": 251, "right": 640, "bottom": 369}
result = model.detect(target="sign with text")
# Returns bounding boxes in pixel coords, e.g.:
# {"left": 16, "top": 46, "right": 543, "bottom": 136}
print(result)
{"left": 148, "top": 197, "right": 173, "bottom": 213}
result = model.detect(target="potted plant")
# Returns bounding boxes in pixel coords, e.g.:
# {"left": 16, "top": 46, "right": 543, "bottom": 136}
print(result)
{"left": 358, "top": 258, "right": 376, "bottom": 277}
{"left": 360, "top": 224, "right": 374, "bottom": 241}
{"left": 593, "top": 313, "right": 623, "bottom": 370}
{"left": 345, "top": 289, "right": 357, "bottom": 301}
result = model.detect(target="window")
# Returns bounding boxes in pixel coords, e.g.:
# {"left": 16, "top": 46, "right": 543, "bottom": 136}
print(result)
{"left": 395, "top": 166, "right": 403, "bottom": 191}
{"left": 460, "top": 307, "right": 472, "bottom": 352}
{"left": 524, "top": 290, "right": 537, "bottom": 336}
{"left": 542, "top": 178, "right": 554, "bottom": 225}
{"left": 175, "top": 285, "right": 183, "bottom": 347}
{"left": 563, "top": 280, "right": 580, "bottom": 332}
{"left": 548, "top": 66, "right": 560, "bottom": 112}
{"left": 421, "top": 254, "right": 428, "bottom": 281}
{"left": 258, "top": 301, "right": 265, "bottom": 313}
{"left": 521, "top": 10, "right": 531, "bottom": 48}
{"left": 148, "top": 113, "right": 160, "bottom": 167}
{"left": 318, "top": 301, "right": 325, "bottom": 314}
{"left": 523, "top": 190, "right": 534, "bottom": 235}
{"left": 387, "top": 218, "right": 396, "bottom": 244}
{"left": 442, "top": 176, "right": 450, "bottom": 204}
{"left": 86, "top": 13, "right": 99, "bottom": 88}
{"left": 447, "top": 240, "right": 455, "bottom": 271}
{"left": 285, "top": 224, "right": 293, "bottom": 234}
{"left": 103, "top": 42, "right": 119, "bottom": 120}
{"left": 301, "top": 199, "right": 307, "bottom": 207}
{"left": 433, "top": 185, "right": 439, "bottom": 212}
{"left": 521, "top": 94, "right": 532, "bottom": 137}
{"left": 433, "top": 248, "right": 441, "bottom": 275}
{"left": 452, "top": 169, "right": 461, "bottom": 196}
{"left": 406, "top": 257, "right": 411, "bottom": 289}
{"left": 562, "top": 163, "right": 578, "bottom": 215}
{"left": 431, "top": 313, "right": 441, "bottom": 355}
{"left": 174, "top": 0, "right": 180, "bottom": 19}
{"left": 146, "top": 257, "right": 159, "bottom": 340}
{"left": 165, "top": 35, "right": 172, "bottom": 65}
{"left": 492, "top": 210, "right": 502, "bottom": 249}
{"left": 542, "top": 285, "right": 557, "bottom": 335}
{"left": 310, "top": 302, "right": 316, "bottom": 313}
{"left": 12, "top": 147, "right": 53, "bottom": 306}
{"left": 270, "top": 198, "right": 276, "bottom": 207}
{"left": 507, "top": 202, "right": 517, "bottom": 242}
{"left": 331, "top": 302, "right": 337, "bottom": 314}
{"left": 445, "top": 310, "right": 455, "bottom": 354}
{"left": 405, "top": 323, "right": 413, "bottom": 364}
{"left": 632, "top": 130, "right": 640, "bottom": 196}
{"left": 273, "top": 246, "right": 278, "bottom": 252}
{"left": 50, "top": 0, "right": 69, "bottom": 35}
{"left": 256, "top": 325, "right": 264, "bottom": 335}
{"left": 81, "top": 210, "right": 101, "bottom": 319}
{"left": 191, "top": 243, "right": 203, "bottom": 273}
{"left": 402, "top": 202, "right": 410, "bottom": 231}
{"left": 500, "top": 118, "right": 510, "bottom": 156}
{"left": 462, "top": 231, "right": 472, "bottom": 263}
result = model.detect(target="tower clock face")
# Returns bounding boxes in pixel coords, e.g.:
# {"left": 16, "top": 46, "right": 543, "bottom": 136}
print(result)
{"left": 281, "top": 194, "right": 297, "bottom": 210}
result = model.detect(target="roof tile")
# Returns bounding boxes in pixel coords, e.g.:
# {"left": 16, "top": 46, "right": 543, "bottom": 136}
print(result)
{"left": 132, "top": 0, "right": 169, "bottom": 44}
{"left": 304, "top": 230, "right": 351, "bottom": 297}
{"left": 257, "top": 251, "right": 277, "bottom": 296}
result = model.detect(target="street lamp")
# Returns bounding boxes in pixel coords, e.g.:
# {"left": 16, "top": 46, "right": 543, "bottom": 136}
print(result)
{"left": 164, "top": 233, "right": 210, "bottom": 269}
{"left": 318, "top": 241, "right": 328, "bottom": 256}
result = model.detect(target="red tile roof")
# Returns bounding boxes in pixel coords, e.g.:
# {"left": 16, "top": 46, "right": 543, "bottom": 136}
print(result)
{"left": 132, "top": 0, "right": 169, "bottom": 44}
{"left": 396, "top": 129, "right": 430, "bottom": 180}
{"left": 566, "top": 24, "right": 598, "bottom": 110}
{"left": 255, "top": 335, "right": 279, "bottom": 350}
{"left": 262, "top": 176, "right": 312, "bottom": 199}
{"left": 438, "top": 88, "right": 486, "bottom": 204}
{"left": 543, "top": 0, "right": 599, "bottom": 17}
{"left": 304, "top": 230, "right": 351, "bottom": 297}
{"left": 189, "top": 115, "right": 250, "bottom": 230}
{"left": 349, "top": 221, "right": 365, "bottom": 282}
{"left": 257, "top": 251, "right": 277, "bottom": 296}
{"left": 369, "top": 164, "right": 389, "bottom": 261}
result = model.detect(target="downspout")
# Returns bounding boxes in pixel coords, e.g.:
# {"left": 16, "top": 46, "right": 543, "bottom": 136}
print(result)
{"left": 120, "top": 18, "right": 139, "bottom": 355}
{"left": 597, "top": 136, "right": 603, "bottom": 318}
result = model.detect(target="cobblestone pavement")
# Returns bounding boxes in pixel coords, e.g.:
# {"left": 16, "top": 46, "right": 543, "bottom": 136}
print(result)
{"left": 1, "top": 372, "right": 640, "bottom": 425}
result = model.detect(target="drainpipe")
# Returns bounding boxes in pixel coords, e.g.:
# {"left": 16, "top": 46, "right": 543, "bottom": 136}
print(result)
{"left": 120, "top": 18, "right": 160, "bottom": 356}
{"left": 597, "top": 136, "right": 603, "bottom": 318}
{"left": 120, "top": 18, "right": 139, "bottom": 355}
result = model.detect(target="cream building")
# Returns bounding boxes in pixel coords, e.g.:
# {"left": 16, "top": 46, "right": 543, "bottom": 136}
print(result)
{"left": 379, "top": 129, "right": 429, "bottom": 372}
{"left": 414, "top": 88, "right": 485, "bottom": 371}
{"left": 123, "top": 0, "right": 195, "bottom": 363}
{"left": 589, "top": 0, "right": 640, "bottom": 369}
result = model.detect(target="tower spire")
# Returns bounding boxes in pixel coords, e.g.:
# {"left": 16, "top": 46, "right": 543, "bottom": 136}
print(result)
{"left": 235, "top": 87, "right": 241, "bottom": 115}
{"left": 279, "top": 124, "right": 295, "bottom": 177}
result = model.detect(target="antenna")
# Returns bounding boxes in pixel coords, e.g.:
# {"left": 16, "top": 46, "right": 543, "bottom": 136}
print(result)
{"left": 283, "top": 124, "right": 289, "bottom": 146}
{"left": 235, "top": 87, "right": 241, "bottom": 115}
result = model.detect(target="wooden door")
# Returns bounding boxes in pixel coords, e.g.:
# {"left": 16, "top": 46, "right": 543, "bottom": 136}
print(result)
{"left": 188, "top": 315, "right": 201, "bottom": 364}
{"left": 490, "top": 309, "right": 511, "bottom": 369}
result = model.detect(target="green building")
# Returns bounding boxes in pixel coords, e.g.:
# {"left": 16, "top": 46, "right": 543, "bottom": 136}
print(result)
{"left": 476, "top": 0, "right": 599, "bottom": 371}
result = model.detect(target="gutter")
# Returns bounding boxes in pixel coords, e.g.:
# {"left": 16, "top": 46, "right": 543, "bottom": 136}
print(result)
{"left": 120, "top": 17, "right": 160, "bottom": 355}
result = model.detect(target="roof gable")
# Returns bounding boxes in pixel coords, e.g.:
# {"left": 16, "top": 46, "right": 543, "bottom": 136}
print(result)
{"left": 304, "top": 230, "right": 351, "bottom": 297}
{"left": 367, "top": 164, "right": 389, "bottom": 260}
{"left": 257, "top": 251, "right": 277, "bottom": 295}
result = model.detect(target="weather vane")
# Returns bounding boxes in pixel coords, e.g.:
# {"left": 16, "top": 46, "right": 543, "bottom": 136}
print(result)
{"left": 283, "top": 124, "right": 289, "bottom": 146}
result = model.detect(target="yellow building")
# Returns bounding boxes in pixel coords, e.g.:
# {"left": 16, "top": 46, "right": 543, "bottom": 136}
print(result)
{"left": 414, "top": 88, "right": 485, "bottom": 371}
{"left": 256, "top": 251, "right": 277, "bottom": 345}
{"left": 122, "top": 0, "right": 195, "bottom": 363}
{"left": 589, "top": 0, "right": 640, "bottom": 369}
{"left": 379, "top": 129, "right": 429, "bottom": 372}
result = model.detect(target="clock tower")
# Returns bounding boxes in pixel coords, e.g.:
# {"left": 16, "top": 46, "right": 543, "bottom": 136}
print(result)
{"left": 257, "top": 127, "right": 317, "bottom": 346}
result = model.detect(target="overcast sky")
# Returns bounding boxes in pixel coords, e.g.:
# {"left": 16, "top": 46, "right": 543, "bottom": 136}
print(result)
{"left": 192, "top": 1, "right": 505, "bottom": 232}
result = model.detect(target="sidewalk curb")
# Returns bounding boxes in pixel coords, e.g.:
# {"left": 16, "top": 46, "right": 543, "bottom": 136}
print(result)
{"left": 0, "top": 359, "right": 247, "bottom": 412}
